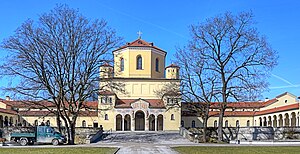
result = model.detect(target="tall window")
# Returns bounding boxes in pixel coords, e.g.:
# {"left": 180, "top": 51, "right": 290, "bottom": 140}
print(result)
{"left": 105, "top": 114, "right": 109, "bottom": 120}
{"left": 136, "top": 55, "right": 142, "bottom": 70}
{"left": 192, "top": 120, "right": 196, "bottom": 128}
{"left": 214, "top": 120, "right": 218, "bottom": 127}
{"left": 225, "top": 120, "right": 228, "bottom": 127}
{"left": 236, "top": 120, "right": 240, "bottom": 127}
{"left": 181, "top": 120, "right": 184, "bottom": 127}
{"left": 155, "top": 58, "right": 159, "bottom": 72}
{"left": 120, "top": 58, "right": 124, "bottom": 71}
{"left": 171, "top": 114, "right": 175, "bottom": 120}
{"left": 247, "top": 120, "right": 250, "bottom": 127}
{"left": 82, "top": 120, "right": 86, "bottom": 127}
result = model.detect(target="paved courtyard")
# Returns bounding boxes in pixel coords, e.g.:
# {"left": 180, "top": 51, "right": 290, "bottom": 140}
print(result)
{"left": 96, "top": 131, "right": 198, "bottom": 154}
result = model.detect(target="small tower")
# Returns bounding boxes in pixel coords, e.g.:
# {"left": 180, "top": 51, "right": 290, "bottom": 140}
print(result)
{"left": 165, "top": 64, "right": 180, "bottom": 79}
{"left": 100, "top": 63, "right": 113, "bottom": 78}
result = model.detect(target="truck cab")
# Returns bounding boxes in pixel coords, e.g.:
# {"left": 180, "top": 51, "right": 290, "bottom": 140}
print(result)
{"left": 36, "top": 126, "right": 66, "bottom": 145}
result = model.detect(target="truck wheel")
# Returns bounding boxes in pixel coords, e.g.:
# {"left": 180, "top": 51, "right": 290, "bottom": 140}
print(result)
{"left": 20, "top": 138, "right": 28, "bottom": 146}
{"left": 52, "top": 139, "right": 59, "bottom": 146}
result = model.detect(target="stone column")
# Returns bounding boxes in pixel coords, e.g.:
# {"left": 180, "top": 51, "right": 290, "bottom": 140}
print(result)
{"left": 155, "top": 116, "right": 157, "bottom": 131}
{"left": 131, "top": 116, "right": 135, "bottom": 131}
{"left": 145, "top": 117, "right": 149, "bottom": 131}
{"left": 122, "top": 116, "right": 124, "bottom": 131}
{"left": 283, "top": 118, "right": 285, "bottom": 127}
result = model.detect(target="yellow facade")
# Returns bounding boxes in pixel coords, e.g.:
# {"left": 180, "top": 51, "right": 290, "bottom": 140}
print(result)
{"left": 2, "top": 38, "right": 299, "bottom": 132}
{"left": 99, "top": 38, "right": 181, "bottom": 131}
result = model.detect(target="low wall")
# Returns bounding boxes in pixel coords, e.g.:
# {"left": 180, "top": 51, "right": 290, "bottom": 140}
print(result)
{"left": 0, "top": 127, "right": 101, "bottom": 144}
{"left": 181, "top": 127, "right": 300, "bottom": 142}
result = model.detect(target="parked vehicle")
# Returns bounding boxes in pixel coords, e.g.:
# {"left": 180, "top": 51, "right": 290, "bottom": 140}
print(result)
{"left": 10, "top": 126, "right": 66, "bottom": 146}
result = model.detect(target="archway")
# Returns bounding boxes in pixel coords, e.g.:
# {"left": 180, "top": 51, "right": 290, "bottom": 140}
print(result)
{"left": 273, "top": 115, "right": 277, "bottom": 127}
{"left": 0, "top": 115, "right": 3, "bottom": 128}
{"left": 157, "top": 114, "right": 163, "bottom": 131}
{"left": 263, "top": 117, "right": 267, "bottom": 126}
{"left": 279, "top": 114, "right": 283, "bottom": 127}
{"left": 291, "top": 112, "right": 296, "bottom": 126}
{"left": 149, "top": 114, "right": 155, "bottom": 131}
{"left": 4, "top": 116, "right": 8, "bottom": 127}
{"left": 116, "top": 114, "right": 122, "bottom": 131}
{"left": 124, "top": 114, "right": 131, "bottom": 131}
{"left": 284, "top": 113, "right": 289, "bottom": 126}
{"left": 259, "top": 117, "right": 262, "bottom": 126}
{"left": 268, "top": 116, "right": 272, "bottom": 126}
{"left": 135, "top": 111, "right": 145, "bottom": 131}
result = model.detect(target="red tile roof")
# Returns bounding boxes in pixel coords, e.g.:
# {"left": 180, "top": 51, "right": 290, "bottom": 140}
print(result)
{"left": 99, "top": 90, "right": 115, "bottom": 95}
{"left": 114, "top": 39, "right": 166, "bottom": 53}
{"left": 1, "top": 99, "right": 98, "bottom": 109}
{"left": 188, "top": 103, "right": 299, "bottom": 117}
{"left": 19, "top": 110, "right": 98, "bottom": 117}
{"left": 0, "top": 108, "right": 17, "bottom": 115}
{"left": 255, "top": 103, "right": 299, "bottom": 116}
{"left": 115, "top": 99, "right": 165, "bottom": 108}
{"left": 183, "top": 98, "right": 278, "bottom": 109}
{"left": 209, "top": 111, "right": 256, "bottom": 117}
{"left": 165, "top": 64, "right": 180, "bottom": 69}
{"left": 100, "top": 63, "right": 113, "bottom": 67}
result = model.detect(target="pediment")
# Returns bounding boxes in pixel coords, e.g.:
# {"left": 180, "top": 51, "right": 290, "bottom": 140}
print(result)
{"left": 130, "top": 98, "right": 149, "bottom": 110}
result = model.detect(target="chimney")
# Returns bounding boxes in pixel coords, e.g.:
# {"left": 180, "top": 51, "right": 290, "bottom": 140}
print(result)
{"left": 149, "top": 42, "right": 154, "bottom": 46}
{"left": 265, "top": 97, "right": 269, "bottom": 102}
{"left": 6, "top": 96, "right": 10, "bottom": 101}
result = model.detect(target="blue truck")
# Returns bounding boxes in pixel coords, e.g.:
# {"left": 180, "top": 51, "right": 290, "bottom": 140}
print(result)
{"left": 10, "top": 126, "right": 66, "bottom": 146}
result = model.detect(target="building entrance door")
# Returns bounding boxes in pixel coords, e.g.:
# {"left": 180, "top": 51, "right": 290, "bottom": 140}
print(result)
{"left": 135, "top": 111, "right": 145, "bottom": 131}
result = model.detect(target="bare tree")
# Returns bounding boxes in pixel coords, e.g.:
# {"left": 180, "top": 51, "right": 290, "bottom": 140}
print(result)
{"left": 0, "top": 5, "right": 122, "bottom": 144}
{"left": 177, "top": 11, "right": 278, "bottom": 141}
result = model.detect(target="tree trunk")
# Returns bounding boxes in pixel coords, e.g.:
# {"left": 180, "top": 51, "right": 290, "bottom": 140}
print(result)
{"left": 56, "top": 113, "right": 62, "bottom": 133}
{"left": 217, "top": 107, "right": 225, "bottom": 142}
{"left": 68, "top": 122, "right": 76, "bottom": 145}
{"left": 202, "top": 115, "right": 208, "bottom": 142}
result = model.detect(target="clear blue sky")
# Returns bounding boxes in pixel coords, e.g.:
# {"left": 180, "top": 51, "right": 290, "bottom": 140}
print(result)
{"left": 0, "top": 0, "right": 300, "bottom": 100}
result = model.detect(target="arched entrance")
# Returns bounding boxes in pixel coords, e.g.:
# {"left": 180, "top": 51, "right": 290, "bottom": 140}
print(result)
{"left": 0, "top": 115, "right": 3, "bottom": 128}
{"left": 284, "top": 113, "right": 289, "bottom": 126}
{"left": 279, "top": 114, "right": 283, "bottom": 126}
{"left": 157, "top": 114, "right": 163, "bottom": 131}
{"left": 291, "top": 112, "right": 296, "bottom": 126}
{"left": 124, "top": 114, "right": 131, "bottom": 131}
{"left": 4, "top": 116, "right": 8, "bottom": 127}
{"left": 116, "top": 114, "right": 122, "bottom": 131}
{"left": 135, "top": 111, "right": 145, "bottom": 131}
{"left": 149, "top": 114, "right": 155, "bottom": 131}
{"left": 273, "top": 115, "right": 277, "bottom": 127}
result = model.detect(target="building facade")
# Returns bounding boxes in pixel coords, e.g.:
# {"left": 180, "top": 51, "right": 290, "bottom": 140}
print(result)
{"left": 0, "top": 39, "right": 299, "bottom": 131}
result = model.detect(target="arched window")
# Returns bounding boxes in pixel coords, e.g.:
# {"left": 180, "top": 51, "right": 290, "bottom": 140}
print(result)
{"left": 155, "top": 58, "right": 159, "bottom": 72}
{"left": 136, "top": 55, "right": 142, "bottom": 70}
{"left": 105, "top": 114, "right": 109, "bottom": 120}
{"left": 225, "top": 120, "right": 228, "bottom": 127}
{"left": 82, "top": 120, "right": 86, "bottom": 127}
{"left": 93, "top": 121, "right": 98, "bottom": 128}
{"left": 192, "top": 120, "right": 196, "bottom": 128}
{"left": 46, "top": 120, "right": 50, "bottom": 126}
{"left": 171, "top": 114, "right": 175, "bottom": 120}
{"left": 236, "top": 120, "right": 240, "bottom": 127}
{"left": 247, "top": 120, "right": 250, "bottom": 127}
{"left": 214, "top": 120, "right": 218, "bottom": 127}
{"left": 120, "top": 58, "right": 124, "bottom": 71}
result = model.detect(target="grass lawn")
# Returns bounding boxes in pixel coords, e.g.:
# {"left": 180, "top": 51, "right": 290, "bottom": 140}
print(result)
{"left": 173, "top": 146, "right": 300, "bottom": 154}
{"left": 0, "top": 147, "right": 117, "bottom": 154}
